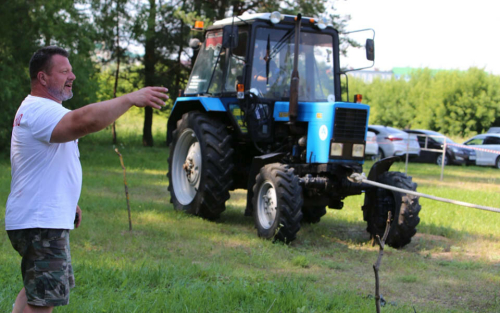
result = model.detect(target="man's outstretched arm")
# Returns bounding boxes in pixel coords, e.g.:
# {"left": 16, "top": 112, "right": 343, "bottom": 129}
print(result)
{"left": 51, "top": 87, "right": 168, "bottom": 143}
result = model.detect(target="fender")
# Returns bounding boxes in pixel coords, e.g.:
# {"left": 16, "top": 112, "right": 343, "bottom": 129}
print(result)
{"left": 167, "top": 97, "right": 227, "bottom": 145}
{"left": 174, "top": 97, "right": 226, "bottom": 111}
{"left": 361, "top": 156, "right": 399, "bottom": 222}
{"left": 367, "top": 156, "right": 398, "bottom": 182}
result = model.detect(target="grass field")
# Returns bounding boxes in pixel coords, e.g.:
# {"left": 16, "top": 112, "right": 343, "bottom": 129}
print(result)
{"left": 1, "top": 109, "right": 499, "bottom": 312}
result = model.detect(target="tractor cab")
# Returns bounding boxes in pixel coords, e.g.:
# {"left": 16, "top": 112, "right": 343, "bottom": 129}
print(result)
{"left": 185, "top": 13, "right": 340, "bottom": 103}
{"left": 180, "top": 12, "right": 368, "bottom": 164}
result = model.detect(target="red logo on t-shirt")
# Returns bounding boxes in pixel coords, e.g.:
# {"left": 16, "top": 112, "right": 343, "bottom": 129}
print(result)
{"left": 13, "top": 114, "right": 23, "bottom": 127}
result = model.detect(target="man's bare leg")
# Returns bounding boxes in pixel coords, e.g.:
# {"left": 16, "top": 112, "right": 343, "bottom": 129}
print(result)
{"left": 12, "top": 288, "right": 53, "bottom": 313}
{"left": 12, "top": 287, "right": 26, "bottom": 313}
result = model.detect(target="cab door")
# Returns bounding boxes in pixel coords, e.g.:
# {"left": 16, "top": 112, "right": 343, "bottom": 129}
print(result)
{"left": 482, "top": 136, "right": 500, "bottom": 166}
{"left": 464, "top": 137, "right": 485, "bottom": 165}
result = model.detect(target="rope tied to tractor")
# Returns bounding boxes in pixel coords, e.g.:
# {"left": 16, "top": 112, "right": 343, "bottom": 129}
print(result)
{"left": 348, "top": 172, "right": 500, "bottom": 214}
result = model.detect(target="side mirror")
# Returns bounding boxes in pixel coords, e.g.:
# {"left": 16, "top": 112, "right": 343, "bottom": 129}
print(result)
{"left": 222, "top": 25, "right": 238, "bottom": 48}
{"left": 366, "top": 39, "right": 375, "bottom": 61}
{"left": 189, "top": 38, "right": 201, "bottom": 50}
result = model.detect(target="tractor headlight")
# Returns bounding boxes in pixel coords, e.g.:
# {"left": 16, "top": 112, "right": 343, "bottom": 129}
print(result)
{"left": 316, "top": 16, "right": 329, "bottom": 30}
{"left": 270, "top": 11, "right": 283, "bottom": 24}
{"left": 330, "top": 143, "right": 343, "bottom": 157}
{"left": 352, "top": 144, "right": 365, "bottom": 158}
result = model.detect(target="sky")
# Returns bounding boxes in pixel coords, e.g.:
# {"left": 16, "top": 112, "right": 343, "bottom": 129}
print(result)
{"left": 333, "top": 0, "right": 500, "bottom": 74}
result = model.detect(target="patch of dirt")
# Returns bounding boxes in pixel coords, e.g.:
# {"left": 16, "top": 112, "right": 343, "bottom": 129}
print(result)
{"left": 413, "top": 232, "right": 453, "bottom": 243}
{"left": 415, "top": 177, "right": 500, "bottom": 192}
{"left": 403, "top": 233, "right": 452, "bottom": 252}
{"left": 404, "top": 233, "right": 500, "bottom": 263}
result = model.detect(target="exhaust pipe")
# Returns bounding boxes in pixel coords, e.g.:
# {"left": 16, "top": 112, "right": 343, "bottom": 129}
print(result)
{"left": 288, "top": 13, "right": 301, "bottom": 132}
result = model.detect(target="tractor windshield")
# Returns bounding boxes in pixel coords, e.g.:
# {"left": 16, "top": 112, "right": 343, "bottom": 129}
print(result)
{"left": 185, "top": 29, "right": 247, "bottom": 95}
{"left": 185, "top": 30, "right": 223, "bottom": 95}
{"left": 251, "top": 27, "right": 335, "bottom": 102}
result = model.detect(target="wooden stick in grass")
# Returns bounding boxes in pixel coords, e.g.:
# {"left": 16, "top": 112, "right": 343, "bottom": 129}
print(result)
{"left": 115, "top": 148, "right": 132, "bottom": 231}
{"left": 373, "top": 211, "right": 391, "bottom": 313}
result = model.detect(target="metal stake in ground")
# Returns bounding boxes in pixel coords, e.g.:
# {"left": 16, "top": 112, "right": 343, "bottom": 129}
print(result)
{"left": 115, "top": 148, "right": 132, "bottom": 231}
{"left": 373, "top": 211, "right": 392, "bottom": 313}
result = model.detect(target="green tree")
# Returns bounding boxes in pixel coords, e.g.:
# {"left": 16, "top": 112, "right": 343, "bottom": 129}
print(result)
{"left": 0, "top": 0, "right": 99, "bottom": 153}
{"left": 349, "top": 68, "right": 500, "bottom": 137}
{"left": 0, "top": 0, "right": 35, "bottom": 153}
{"left": 91, "top": 0, "right": 135, "bottom": 143}
{"left": 434, "top": 68, "right": 500, "bottom": 136}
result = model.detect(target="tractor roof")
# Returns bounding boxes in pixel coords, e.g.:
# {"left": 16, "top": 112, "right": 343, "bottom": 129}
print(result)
{"left": 212, "top": 12, "right": 334, "bottom": 29}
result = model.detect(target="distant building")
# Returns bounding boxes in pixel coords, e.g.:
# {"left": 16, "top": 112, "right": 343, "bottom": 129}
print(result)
{"left": 348, "top": 69, "right": 393, "bottom": 82}
{"left": 348, "top": 67, "right": 442, "bottom": 83}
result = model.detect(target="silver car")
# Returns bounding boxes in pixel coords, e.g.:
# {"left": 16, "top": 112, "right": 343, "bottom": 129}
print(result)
{"left": 365, "top": 131, "right": 379, "bottom": 159}
{"left": 463, "top": 134, "right": 500, "bottom": 168}
{"left": 368, "top": 125, "right": 420, "bottom": 159}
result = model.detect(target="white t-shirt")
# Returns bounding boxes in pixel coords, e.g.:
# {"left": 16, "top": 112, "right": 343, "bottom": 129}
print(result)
{"left": 5, "top": 95, "right": 82, "bottom": 230}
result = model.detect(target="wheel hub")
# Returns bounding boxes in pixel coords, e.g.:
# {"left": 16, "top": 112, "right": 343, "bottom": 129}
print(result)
{"left": 183, "top": 143, "right": 201, "bottom": 186}
{"left": 262, "top": 191, "right": 275, "bottom": 219}
{"left": 172, "top": 129, "right": 201, "bottom": 205}
{"left": 258, "top": 181, "right": 277, "bottom": 229}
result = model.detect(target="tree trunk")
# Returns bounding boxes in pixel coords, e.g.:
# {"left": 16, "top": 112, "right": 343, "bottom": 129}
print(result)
{"left": 168, "top": 1, "right": 187, "bottom": 146}
{"left": 174, "top": 0, "right": 186, "bottom": 101}
{"left": 143, "top": 0, "right": 156, "bottom": 147}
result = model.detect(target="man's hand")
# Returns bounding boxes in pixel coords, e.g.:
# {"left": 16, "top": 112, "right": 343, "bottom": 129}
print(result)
{"left": 75, "top": 205, "right": 82, "bottom": 228}
{"left": 126, "top": 87, "right": 169, "bottom": 109}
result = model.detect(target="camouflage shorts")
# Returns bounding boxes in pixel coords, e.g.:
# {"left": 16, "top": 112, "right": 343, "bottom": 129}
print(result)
{"left": 7, "top": 228, "right": 75, "bottom": 307}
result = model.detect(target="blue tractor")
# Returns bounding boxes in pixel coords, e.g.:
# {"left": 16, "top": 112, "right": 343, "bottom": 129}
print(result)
{"left": 167, "top": 12, "right": 421, "bottom": 248}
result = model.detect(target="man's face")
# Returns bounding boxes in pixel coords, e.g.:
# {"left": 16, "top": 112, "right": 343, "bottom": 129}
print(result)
{"left": 43, "top": 54, "right": 76, "bottom": 102}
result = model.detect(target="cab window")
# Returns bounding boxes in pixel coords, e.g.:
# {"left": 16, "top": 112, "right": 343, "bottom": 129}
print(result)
{"left": 464, "top": 138, "right": 484, "bottom": 145}
{"left": 484, "top": 136, "right": 500, "bottom": 145}
{"left": 224, "top": 32, "right": 248, "bottom": 92}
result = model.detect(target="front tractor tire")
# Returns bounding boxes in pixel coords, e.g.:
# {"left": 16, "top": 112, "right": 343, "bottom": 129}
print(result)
{"left": 252, "top": 163, "right": 303, "bottom": 243}
{"left": 168, "top": 111, "right": 234, "bottom": 220}
{"left": 363, "top": 172, "right": 421, "bottom": 248}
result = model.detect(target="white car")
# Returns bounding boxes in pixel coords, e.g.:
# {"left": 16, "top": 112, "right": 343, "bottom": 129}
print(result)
{"left": 365, "top": 131, "right": 379, "bottom": 159}
{"left": 368, "top": 125, "right": 420, "bottom": 159}
{"left": 463, "top": 134, "right": 500, "bottom": 168}
{"left": 487, "top": 127, "right": 500, "bottom": 134}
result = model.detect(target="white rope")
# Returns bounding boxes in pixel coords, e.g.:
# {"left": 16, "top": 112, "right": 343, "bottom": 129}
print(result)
{"left": 349, "top": 173, "right": 500, "bottom": 214}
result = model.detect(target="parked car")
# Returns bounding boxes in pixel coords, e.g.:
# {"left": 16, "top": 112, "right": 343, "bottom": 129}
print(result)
{"left": 463, "top": 134, "right": 500, "bottom": 168}
{"left": 368, "top": 125, "right": 420, "bottom": 159}
{"left": 365, "top": 131, "right": 379, "bottom": 159}
{"left": 487, "top": 127, "right": 500, "bottom": 134}
{"left": 403, "top": 129, "right": 476, "bottom": 166}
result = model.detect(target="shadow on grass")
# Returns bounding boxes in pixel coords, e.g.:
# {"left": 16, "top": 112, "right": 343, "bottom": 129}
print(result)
{"left": 82, "top": 185, "right": 500, "bottom": 261}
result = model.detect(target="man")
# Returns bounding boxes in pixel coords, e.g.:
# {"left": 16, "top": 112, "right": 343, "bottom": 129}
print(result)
{"left": 251, "top": 43, "right": 281, "bottom": 97}
{"left": 5, "top": 46, "right": 169, "bottom": 313}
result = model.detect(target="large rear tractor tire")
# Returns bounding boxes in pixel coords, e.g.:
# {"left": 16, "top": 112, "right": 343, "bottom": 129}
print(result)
{"left": 252, "top": 163, "right": 303, "bottom": 243}
{"left": 168, "top": 111, "right": 234, "bottom": 220}
{"left": 363, "top": 171, "right": 421, "bottom": 248}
